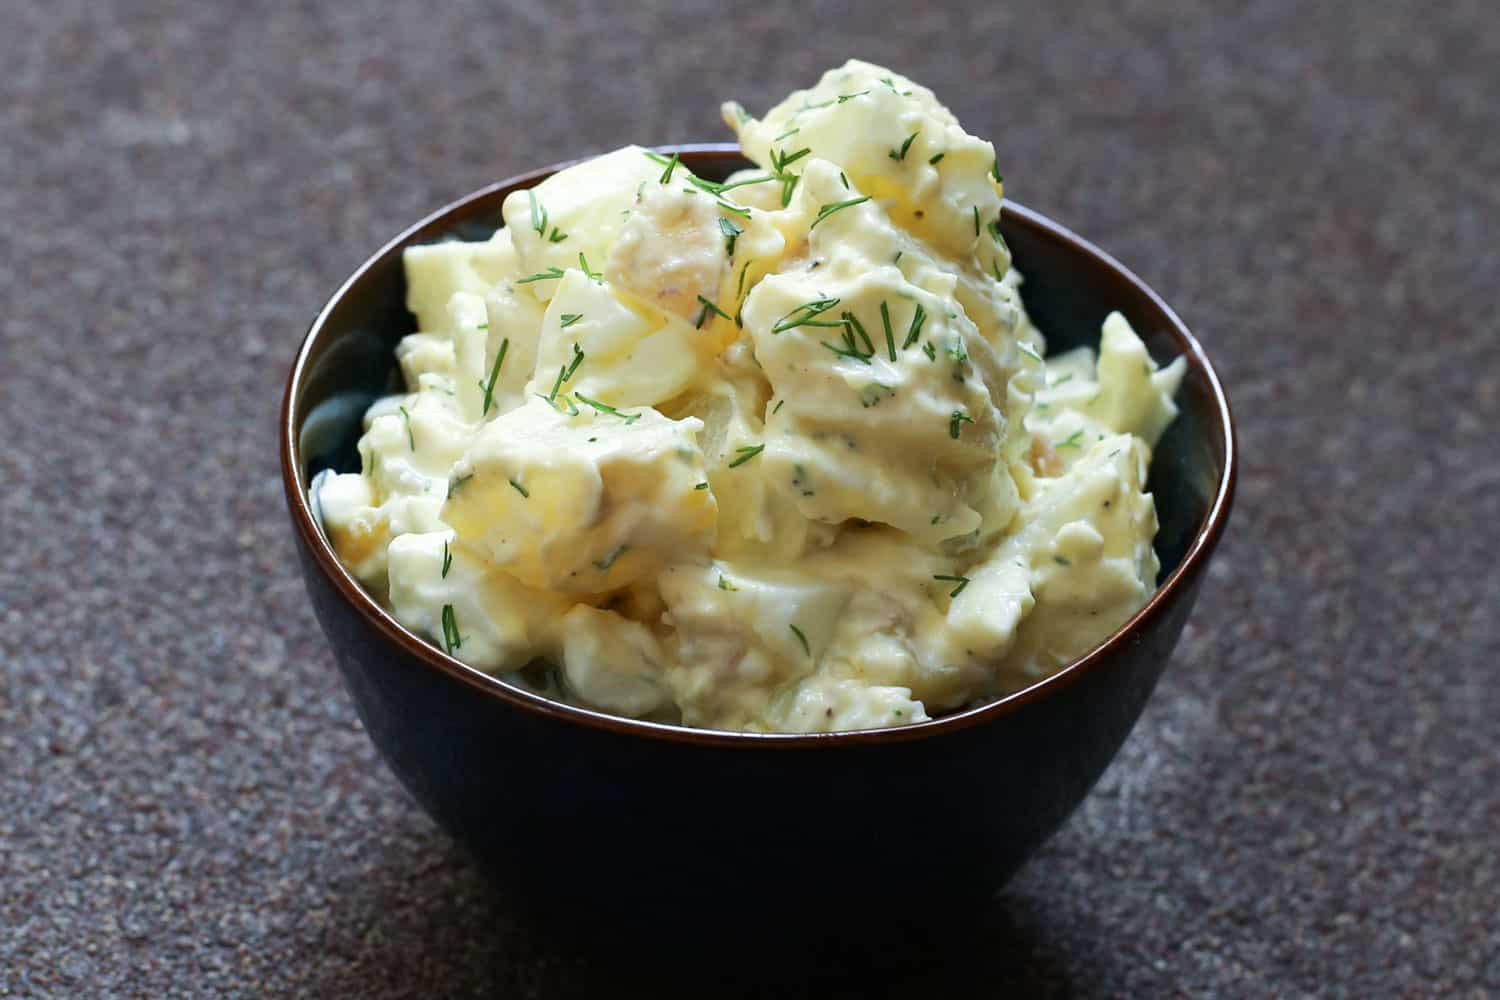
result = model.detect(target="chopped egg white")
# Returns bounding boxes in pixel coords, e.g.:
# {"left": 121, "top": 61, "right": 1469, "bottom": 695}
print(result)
{"left": 314, "top": 59, "right": 1184, "bottom": 733}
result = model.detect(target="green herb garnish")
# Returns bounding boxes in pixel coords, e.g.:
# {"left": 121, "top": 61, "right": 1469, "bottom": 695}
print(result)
{"left": 718, "top": 573, "right": 737, "bottom": 592}
{"left": 718, "top": 216, "right": 743, "bottom": 257}
{"left": 560, "top": 313, "right": 583, "bottom": 329}
{"left": 903, "top": 302, "right": 927, "bottom": 349}
{"left": 1017, "top": 342, "right": 1044, "bottom": 363}
{"left": 928, "top": 152, "right": 945, "bottom": 165}
{"left": 694, "top": 481, "right": 709, "bottom": 490}
{"left": 694, "top": 294, "right": 733, "bottom": 328}
{"left": 933, "top": 574, "right": 970, "bottom": 597}
{"left": 441, "top": 604, "right": 462, "bottom": 655}
{"left": 888, "top": 131, "right": 918, "bottom": 162}
{"left": 728, "top": 443, "right": 765, "bottom": 468}
{"left": 779, "top": 173, "right": 799, "bottom": 207}
{"left": 516, "top": 267, "right": 565, "bottom": 285}
{"left": 398, "top": 405, "right": 415, "bottom": 450}
{"left": 769, "top": 146, "right": 811, "bottom": 173}
{"left": 479, "top": 338, "right": 510, "bottom": 416}
{"left": 577, "top": 252, "right": 601, "bottom": 283}
{"left": 788, "top": 623, "right": 810, "bottom": 656}
{"left": 949, "top": 410, "right": 974, "bottom": 439}
{"left": 658, "top": 152, "right": 680, "bottom": 184}
{"left": 509, "top": 478, "right": 529, "bottom": 498}
{"left": 446, "top": 472, "right": 473, "bottom": 499}
{"left": 441, "top": 540, "right": 452, "bottom": 578}
{"left": 922, "top": 342, "right": 937, "bottom": 361}
{"left": 771, "top": 296, "right": 841, "bottom": 334}
{"left": 573, "top": 393, "right": 642, "bottom": 424}
{"left": 1056, "top": 430, "right": 1085, "bottom": 449}
{"left": 1053, "top": 555, "right": 1071, "bottom": 566}
{"left": 594, "top": 545, "right": 628, "bottom": 571}
{"left": 811, "top": 196, "right": 870, "bottom": 229}
{"left": 880, "top": 301, "right": 896, "bottom": 361}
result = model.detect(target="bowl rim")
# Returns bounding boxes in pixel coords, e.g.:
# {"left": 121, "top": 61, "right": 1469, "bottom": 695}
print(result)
{"left": 280, "top": 142, "right": 1237, "bottom": 749}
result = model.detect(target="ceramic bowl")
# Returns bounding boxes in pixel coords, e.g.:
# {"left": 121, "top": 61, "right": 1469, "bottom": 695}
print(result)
{"left": 280, "top": 144, "right": 1236, "bottom": 952}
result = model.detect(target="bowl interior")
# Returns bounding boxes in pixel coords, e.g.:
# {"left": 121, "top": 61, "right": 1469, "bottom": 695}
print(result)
{"left": 287, "top": 144, "right": 1231, "bottom": 714}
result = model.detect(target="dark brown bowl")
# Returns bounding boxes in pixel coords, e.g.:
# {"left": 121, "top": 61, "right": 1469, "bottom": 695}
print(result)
{"left": 280, "top": 144, "right": 1235, "bottom": 953}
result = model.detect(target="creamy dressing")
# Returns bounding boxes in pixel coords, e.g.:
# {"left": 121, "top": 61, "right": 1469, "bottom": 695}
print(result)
{"left": 315, "top": 60, "right": 1185, "bottom": 732}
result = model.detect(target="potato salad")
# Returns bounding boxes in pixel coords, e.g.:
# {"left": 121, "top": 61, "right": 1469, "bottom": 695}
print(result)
{"left": 313, "top": 60, "right": 1185, "bottom": 732}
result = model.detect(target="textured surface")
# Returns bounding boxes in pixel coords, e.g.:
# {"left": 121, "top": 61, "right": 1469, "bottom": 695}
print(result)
{"left": 2, "top": 1, "right": 1495, "bottom": 996}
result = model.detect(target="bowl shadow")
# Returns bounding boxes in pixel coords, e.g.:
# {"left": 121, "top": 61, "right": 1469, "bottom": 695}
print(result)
{"left": 299, "top": 828, "right": 1078, "bottom": 999}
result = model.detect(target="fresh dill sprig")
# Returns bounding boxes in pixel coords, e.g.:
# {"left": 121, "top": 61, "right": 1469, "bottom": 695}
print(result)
{"left": 441, "top": 604, "right": 462, "bottom": 655}
{"left": 842, "top": 311, "right": 876, "bottom": 356}
{"left": 933, "top": 574, "right": 970, "bottom": 597}
{"left": 771, "top": 296, "right": 841, "bottom": 334}
{"left": 888, "top": 131, "right": 918, "bottom": 162}
{"left": 949, "top": 410, "right": 974, "bottom": 439}
{"left": 719, "top": 216, "right": 743, "bottom": 257}
{"left": 788, "top": 623, "right": 810, "bottom": 656}
{"left": 780, "top": 173, "right": 799, "bottom": 207}
{"left": 546, "top": 342, "right": 585, "bottom": 403}
{"left": 902, "top": 302, "right": 927, "bottom": 349}
{"left": 398, "top": 405, "right": 415, "bottom": 450}
{"left": 446, "top": 472, "right": 473, "bottom": 499}
{"left": 837, "top": 90, "right": 869, "bottom": 103}
{"left": 736, "top": 261, "right": 752, "bottom": 298}
{"left": 479, "top": 338, "right": 509, "bottom": 416}
{"left": 577, "top": 252, "right": 602, "bottom": 283}
{"left": 728, "top": 443, "right": 765, "bottom": 468}
{"left": 694, "top": 294, "right": 733, "bottom": 328}
{"left": 658, "top": 152, "right": 680, "bottom": 184}
{"left": 718, "top": 174, "right": 775, "bottom": 193}
{"left": 810, "top": 195, "right": 870, "bottom": 229}
{"left": 880, "top": 301, "right": 896, "bottom": 361}
{"left": 574, "top": 393, "right": 642, "bottom": 424}
{"left": 528, "top": 190, "right": 546, "bottom": 237}
{"left": 593, "top": 545, "right": 628, "bottom": 571}
{"left": 820, "top": 338, "right": 873, "bottom": 364}
{"left": 769, "top": 146, "right": 811, "bottom": 173}
{"left": 516, "top": 267, "right": 565, "bottom": 285}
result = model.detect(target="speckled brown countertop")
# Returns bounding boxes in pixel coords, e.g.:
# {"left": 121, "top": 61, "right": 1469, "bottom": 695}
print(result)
{"left": 3, "top": 1, "right": 1496, "bottom": 996}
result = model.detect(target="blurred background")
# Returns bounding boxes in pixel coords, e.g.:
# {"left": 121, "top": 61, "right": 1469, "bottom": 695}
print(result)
{"left": 3, "top": 1, "right": 1495, "bottom": 996}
